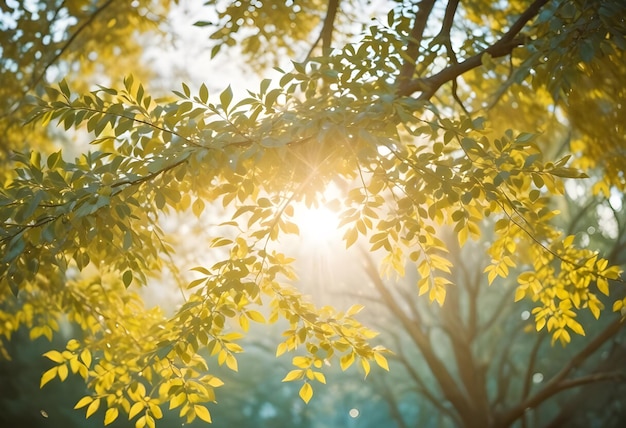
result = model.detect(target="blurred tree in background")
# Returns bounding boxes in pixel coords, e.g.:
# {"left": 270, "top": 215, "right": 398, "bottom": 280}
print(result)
{"left": 1, "top": 0, "right": 626, "bottom": 427}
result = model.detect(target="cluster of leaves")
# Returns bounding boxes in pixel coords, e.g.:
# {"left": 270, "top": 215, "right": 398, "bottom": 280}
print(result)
{"left": 0, "top": 0, "right": 172, "bottom": 168}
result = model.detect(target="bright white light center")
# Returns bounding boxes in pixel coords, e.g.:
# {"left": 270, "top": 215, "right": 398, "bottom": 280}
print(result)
{"left": 294, "top": 205, "right": 339, "bottom": 245}
{"left": 349, "top": 408, "right": 360, "bottom": 418}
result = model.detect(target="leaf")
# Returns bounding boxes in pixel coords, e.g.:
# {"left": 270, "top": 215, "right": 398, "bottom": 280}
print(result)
{"left": 86, "top": 398, "right": 100, "bottom": 418}
{"left": 346, "top": 304, "right": 365, "bottom": 316}
{"left": 597, "top": 277, "right": 609, "bottom": 296}
{"left": 57, "top": 363, "right": 68, "bottom": 381}
{"left": 361, "top": 358, "right": 371, "bottom": 377}
{"left": 199, "top": 83, "right": 209, "bottom": 103}
{"left": 74, "top": 396, "right": 93, "bottom": 409}
{"left": 567, "top": 318, "right": 585, "bottom": 336}
{"left": 123, "top": 270, "right": 133, "bottom": 288}
{"left": 282, "top": 369, "right": 303, "bottom": 382}
{"left": 194, "top": 405, "right": 212, "bottom": 423}
{"left": 374, "top": 353, "right": 389, "bottom": 371}
{"left": 80, "top": 348, "right": 92, "bottom": 368}
{"left": 246, "top": 310, "right": 265, "bottom": 323}
{"left": 344, "top": 227, "right": 358, "bottom": 248}
{"left": 40, "top": 367, "right": 58, "bottom": 388}
{"left": 104, "top": 408, "right": 119, "bottom": 426}
{"left": 43, "top": 350, "right": 65, "bottom": 364}
{"left": 340, "top": 352, "right": 355, "bottom": 371}
{"left": 225, "top": 354, "right": 238, "bottom": 371}
{"left": 129, "top": 402, "right": 144, "bottom": 420}
{"left": 59, "top": 78, "right": 70, "bottom": 98}
{"left": 299, "top": 382, "right": 313, "bottom": 404}
{"left": 220, "top": 85, "right": 233, "bottom": 111}
{"left": 169, "top": 393, "right": 186, "bottom": 410}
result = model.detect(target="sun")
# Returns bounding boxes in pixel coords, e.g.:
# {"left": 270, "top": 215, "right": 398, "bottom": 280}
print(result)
{"left": 293, "top": 203, "right": 341, "bottom": 246}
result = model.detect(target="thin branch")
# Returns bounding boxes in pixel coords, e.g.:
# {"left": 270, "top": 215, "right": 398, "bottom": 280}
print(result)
{"left": 495, "top": 317, "right": 625, "bottom": 427}
{"left": 520, "top": 333, "right": 546, "bottom": 401}
{"left": 399, "top": 0, "right": 550, "bottom": 98}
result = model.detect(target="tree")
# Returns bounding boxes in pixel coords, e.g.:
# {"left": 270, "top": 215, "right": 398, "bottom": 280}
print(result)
{"left": 1, "top": 0, "right": 625, "bottom": 426}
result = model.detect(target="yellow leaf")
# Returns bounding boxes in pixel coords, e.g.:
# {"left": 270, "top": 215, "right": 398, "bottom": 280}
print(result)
{"left": 344, "top": 227, "right": 358, "bottom": 248}
{"left": 313, "top": 371, "right": 326, "bottom": 384}
{"left": 57, "top": 363, "right": 68, "bottom": 381}
{"left": 149, "top": 403, "right": 163, "bottom": 419}
{"left": 225, "top": 354, "right": 238, "bottom": 372}
{"left": 129, "top": 402, "right": 144, "bottom": 420}
{"left": 246, "top": 310, "right": 265, "bottom": 323}
{"left": 135, "top": 415, "right": 147, "bottom": 428}
{"left": 194, "top": 405, "right": 212, "bottom": 423}
{"left": 43, "top": 350, "right": 64, "bottom": 364}
{"left": 340, "top": 352, "right": 355, "bottom": 371}
{"left": 361, "top": 358, "right": 371, "bottom": 378}
{"left": 239, "top": 315, "right": 249, "bottom": 331}
{"left": 169, "top": 393, "right": 186, "bottom": 410}
{"left": 299, "top": 382, "right": 313, "bottom": 404}
{"left": 514, "top": 286, "right": 526, "bottom": 302}
{"left": 80, "top": 349, "right": 92, "bottom": 368}
{"left": 597, "top": 277, "right": 609, "bottom": 296}
{"left": 282, "top": 369, "right": 303, "bottom": 382}
{"left": 74, "top": 396, "right": 93, "bottom": 409}
{"left": 374, "top": 353, "right": 389, "bottom": 371}
{"left": 434, "top": 286, "right": 446, "bottom": 306}
{"left": 206, "top": 376, "right": 224, "bottom": 388}
{"left": 276, "top": 342, "right": 288, "bottom": 357}
{"left": 40, "top": 367, "right": 58, "bottom": 388}
{"left": 536, "top": 317, "right": 546, "bottom": 331}
{"left": 292, "top": 356, "right": 310, "bottom": 368}
{"left": 69, "top": 356, "right": 80, "bottom": 374}
{"left": 86, "top": 398, "right": 100, "bottom": 418}
{"left": 346, "top": 304, "right": 365, "bottom": 317}
{"left": 567, "top": 318, "right": 585, "bottom": 336}
{"left": 104, "top": 408, "right": 119, "bottom": 426}
{"left": 66, "top": 339, "right": 80, "bottom": 351}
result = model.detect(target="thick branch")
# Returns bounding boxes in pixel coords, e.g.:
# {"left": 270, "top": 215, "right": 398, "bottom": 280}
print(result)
{"left": 398, "top": 0, "right": 550, "bottom": 99}
{"left": 396, "top": 0, "right": 437, "bottom": 89}
{"left": 305, "top": 0, "right": 340, "bottom": 60}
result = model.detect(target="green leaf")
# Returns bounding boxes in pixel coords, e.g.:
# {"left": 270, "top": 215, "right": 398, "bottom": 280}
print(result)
{"left": 199, "top": 83, "right": 209, "bottom": 103}
{"left": 123, "top": 270, "right": 133, "bottom": 288}
{"left": 220, "top": 85, "right": 233, "bottom": 111}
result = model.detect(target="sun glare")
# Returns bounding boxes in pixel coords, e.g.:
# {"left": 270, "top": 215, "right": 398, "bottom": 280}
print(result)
{"left": 294, "top": 203, "right": 341, "bottom": 245}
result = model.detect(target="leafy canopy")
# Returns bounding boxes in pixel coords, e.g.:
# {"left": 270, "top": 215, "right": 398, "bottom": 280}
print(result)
{"left": 1, "top": 0, "right": 625, "bottom": 426}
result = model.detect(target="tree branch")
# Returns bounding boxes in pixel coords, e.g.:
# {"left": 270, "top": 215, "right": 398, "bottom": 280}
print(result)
{"left": 305, "top": 0, "right": 340, "bottom": 60}
{"left": 398, "top": 0, "right": 550, "bottom": 99}
{"left": 495, "top": 317, "right": 625, "bottom": 427}
{"left": 396, "top": 0, "right": 437, "bottom": 90}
